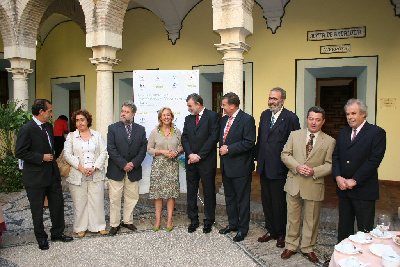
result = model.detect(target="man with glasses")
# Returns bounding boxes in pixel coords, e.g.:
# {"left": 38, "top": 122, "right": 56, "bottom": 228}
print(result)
{"left": 255, "top": 87, "right": 300, "bottom": 248}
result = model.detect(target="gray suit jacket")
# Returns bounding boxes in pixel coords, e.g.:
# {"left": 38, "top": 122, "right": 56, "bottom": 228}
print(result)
{"left": 106, "top": 121, "right": 147, "bottom": 182}
{"left": 281, "top": 129, "right": 336, "bottom": 201}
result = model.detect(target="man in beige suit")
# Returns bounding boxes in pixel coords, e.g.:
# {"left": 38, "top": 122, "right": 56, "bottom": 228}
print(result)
{"left": 280, "top": 106, "right": 335, "bottom": 264}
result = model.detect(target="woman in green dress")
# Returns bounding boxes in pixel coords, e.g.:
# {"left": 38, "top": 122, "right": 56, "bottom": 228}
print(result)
{"left": 147, "top": 107, "right": 183, "bottom": 231}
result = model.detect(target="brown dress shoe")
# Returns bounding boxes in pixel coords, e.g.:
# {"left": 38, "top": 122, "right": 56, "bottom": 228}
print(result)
{"left": 276, "top": 236, "right": 285, "bottom": 248}
{"left": 257, "top": 232, "right": 275, "bottom": 243}
{"left": 281, "top": 249, "right": 296, "bottom": 259}
{"left": 302, "top": 252, "right": 319, "bottom": 263}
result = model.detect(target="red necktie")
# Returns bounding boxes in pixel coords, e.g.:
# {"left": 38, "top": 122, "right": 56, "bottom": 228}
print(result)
{"left": 223, "top": 116, "right": 233, "bottom": 143}
{"left": 195, "top": 114, "right": 200, "bottom": 126}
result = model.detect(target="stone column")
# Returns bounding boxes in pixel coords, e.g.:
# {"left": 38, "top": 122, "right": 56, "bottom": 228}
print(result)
{"left": 6, "top": 58, "right": 33, "bottom": 110}
{"left": 90, "top": 46, "right": 120, "bottom": 139}
{"left": 212, "top": 0, "right": 254, "bottom": 204}
{"left": 213, "top": 0, "right": 253, "bottom": 108}
{"left": 215, "top": 41, "right": 250, "bottom": 105}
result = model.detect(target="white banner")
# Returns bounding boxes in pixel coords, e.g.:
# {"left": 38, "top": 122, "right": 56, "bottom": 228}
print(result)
{"left": 133, "top": 70, "right": 199, "bottom": 194}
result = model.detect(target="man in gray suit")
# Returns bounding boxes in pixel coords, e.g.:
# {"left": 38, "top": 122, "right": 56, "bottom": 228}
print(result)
{"left": 107, "top": 101, "right": 147, "bottom": 236}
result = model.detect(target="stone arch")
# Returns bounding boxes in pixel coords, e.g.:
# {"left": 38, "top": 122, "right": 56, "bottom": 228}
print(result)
{"left": 84, "top": 0, "right": 130, "bottom": 48}
{"left": 99, "top": 0, "right": 130, "bottom": 35}
{"left": 17, "top": 0, "right": 54, "bottom": 49}
{"left": 0, "top": 2, "right": 16, "bottom": 48}
{"left": 38, "top": 1, "right": 86, "bottom": 47}
{"left": 77, "top": 0, "right": 96, "bottom": 34}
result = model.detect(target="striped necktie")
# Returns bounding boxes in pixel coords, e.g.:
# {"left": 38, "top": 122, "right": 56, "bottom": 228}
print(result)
{"left": 223, "top": 116, "right": 233, "bottom": 143}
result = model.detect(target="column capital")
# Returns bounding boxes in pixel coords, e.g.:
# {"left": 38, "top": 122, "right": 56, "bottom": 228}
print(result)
{"left": 90, "top": 46, "right": 121, "bottom": 71}
{"left": 90, "top": 56, "right": 121, "bottom": 67}
{"left": 215, "top": 42, "right": 250, "bottom": 53}
{"left": 6, "top": 58, "right": 34, "bottom": 80}
{"left": 6, "top": 67, "right": 33, "bottom": 80}
{"left": 215, "top": 42, "right": 250, "bottom": 62}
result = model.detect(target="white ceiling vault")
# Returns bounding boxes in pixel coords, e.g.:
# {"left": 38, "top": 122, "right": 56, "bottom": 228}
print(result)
{"left": 35, "top": 0, "right": 399, "bottom": 47}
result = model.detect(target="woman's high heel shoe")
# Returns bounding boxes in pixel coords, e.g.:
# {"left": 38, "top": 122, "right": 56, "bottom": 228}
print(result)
{"left": 166, "top": 225, "right": 174, "bottom": 232}
{"left": 152, "top": 226, "right": 160, "bottom": 232}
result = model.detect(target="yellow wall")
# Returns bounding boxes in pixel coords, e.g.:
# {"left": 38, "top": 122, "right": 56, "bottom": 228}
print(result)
{"left": 36, "top": 22, "right": 95, "bottom": 117}
{"left": 36, "top": 0, "right": 400, "bottom": 180}
{"left": 116, "top": 2, "right": 220, "bottom": 71}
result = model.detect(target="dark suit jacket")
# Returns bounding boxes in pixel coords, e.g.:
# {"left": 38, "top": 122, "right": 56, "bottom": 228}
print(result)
{"left": 332, "top": 122, "right": 386, "bottom": 200}
{"left": 15, "top": 120, "right": 61, "bottom": 188}
{"left": 219, "top": 110, "right": 256, "bottom": 178}
{"left": 256, "top": 108, "right": 300, "bottom": 179}
{"left": 106, "top": 121, "right": 147, "bottom": 182}
{"left": 181, "top": 108, "right": 220, "bottom": 169}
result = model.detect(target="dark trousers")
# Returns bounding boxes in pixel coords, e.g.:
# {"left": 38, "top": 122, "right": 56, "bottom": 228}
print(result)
{"left": 54, "top": 136, "right": 65, "bottom": 159}
{"left": 260, "top": 176, "right": 287, "bottom": 238}
{"left": 25, "top": 181, "right": 65, "bottom": 242}
{"left": 222, "top": 174, "right": 252, "bottom": 235}
{"left": 338, "top": 197, "right": 375, "bottom": 242}
{"left": 186, "top": 165, "right": 216, "bottom": 224}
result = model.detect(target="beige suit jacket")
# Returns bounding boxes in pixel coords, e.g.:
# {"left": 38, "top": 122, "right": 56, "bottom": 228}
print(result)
{"left": 281, "top": 129, "right": 336, "bottom": 201}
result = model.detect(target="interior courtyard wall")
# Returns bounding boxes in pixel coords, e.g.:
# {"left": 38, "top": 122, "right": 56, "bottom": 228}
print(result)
{"left": 245, "top": 0, "right": 400, "bottom": 181}
{"left": 116, "top": 1, "right": 220, "bottom": 71}
{"left": 35, "top": 22, "right": 95, "bottom": 119}
{"left": 34, "top": 0, "right": 399, "bottom": 180}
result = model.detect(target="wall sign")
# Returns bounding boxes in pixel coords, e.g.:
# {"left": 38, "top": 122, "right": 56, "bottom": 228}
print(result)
{"left": 380, "top": 98, "right": 396, "bottom": 109}
{"left": 308, "top": 26, "right": 366, "bottom": 41}
{"left": 320, "top": 44, "right": 351, "bottom": 54}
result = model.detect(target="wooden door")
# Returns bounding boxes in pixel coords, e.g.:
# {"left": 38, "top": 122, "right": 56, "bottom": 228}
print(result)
{"left": 316, "top": 78, "right": 356, "bottom": 139}
{"left": 212, "top": 82, "right": 223, "bottom": 115}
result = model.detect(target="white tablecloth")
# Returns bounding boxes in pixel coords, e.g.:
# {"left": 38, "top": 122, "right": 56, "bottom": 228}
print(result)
{"left": 329, "top": 231, "right": 400, "bottom": 267}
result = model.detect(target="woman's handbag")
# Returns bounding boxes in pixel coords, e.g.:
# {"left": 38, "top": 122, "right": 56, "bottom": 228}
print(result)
{"left": 56, "top": 149, "right": 70, "bottom": 177}
{"left": 56, "top": 133, "right": 73, "bottom": 177}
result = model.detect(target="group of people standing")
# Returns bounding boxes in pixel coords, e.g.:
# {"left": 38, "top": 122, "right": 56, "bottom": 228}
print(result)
{"left": 13, "top": 87, "right": 386, "bottom": 264}
{"left": 254, "top": 88, "right": 386, "bottom": 264}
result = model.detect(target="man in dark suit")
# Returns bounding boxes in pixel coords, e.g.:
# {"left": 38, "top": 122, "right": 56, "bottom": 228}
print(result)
{"left": 182, "top": 93, "right": 219, "bottom": 234}
{"left": 107, "top": 101, "right": 147, "bottom": 236}
{"left": 255, "top": 87, "right": 300, "bottom": 248}
{"left": 218, "top": 92, "right": 256, "bottom": 242}
{"left": 15, "top": 99, "right": 73, "bottom": 250}
{"left": 333, "top": 98, "right": 386, "bottom": 242}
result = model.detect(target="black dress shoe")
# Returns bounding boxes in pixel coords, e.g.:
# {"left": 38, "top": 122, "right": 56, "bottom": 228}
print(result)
{"left": 121, "top": 223, "right": 137, "bottom": 231}
{"left": 219, "top": 226, "right": 238, "bottom": 235}
{"left": 108, "top": 226, "right": 120, "bottom": 236}
{"left": 203, "top": 223, "right": 213, "bottom": 234}
{"left": 233, "top": 231, "right": 246, "bottom": 242}
{"left": 38, "top": 239, "right": 49, "bottom": 250}
{"left": 276, "top": 235, "right": 285, "bottom": 248}
{"left": 51, "top": 234, "right": 73, "bottom": 242}
{"left": 188, "top": 222, "right": 199, "bottom": 233}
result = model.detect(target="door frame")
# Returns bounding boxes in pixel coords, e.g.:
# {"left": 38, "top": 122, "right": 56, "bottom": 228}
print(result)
{"left": 295, "top": 56, "right": 378, "bottom": 128}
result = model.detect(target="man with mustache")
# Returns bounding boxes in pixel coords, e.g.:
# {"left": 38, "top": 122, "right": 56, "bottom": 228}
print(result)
{"left": 255, "top": 87, "right": 300, "bottom": 248}
{"left": 107, "top": 101, "right": 147, "bottom": 236}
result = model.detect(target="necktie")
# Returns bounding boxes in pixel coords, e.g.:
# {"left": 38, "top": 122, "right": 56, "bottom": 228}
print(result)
{"left": 195, "top": 114, "right": 200, "bottom": 126}
{"left": 41, "top": 124, "right": 52, "bottom": 149}
{"left": 306, "top": 133, "right": 315, "bottom": 158}
{"left": 126, "top": 124, "right": 132, "bottom": 140}
{"left": 223, "top": 116, "right": 233, "bottom": 143}
{"left": 351, "top": 129, "right": 357, "bottom": 142}
{"left": 270, "top": 116, "right": 275, "bottom": 128}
